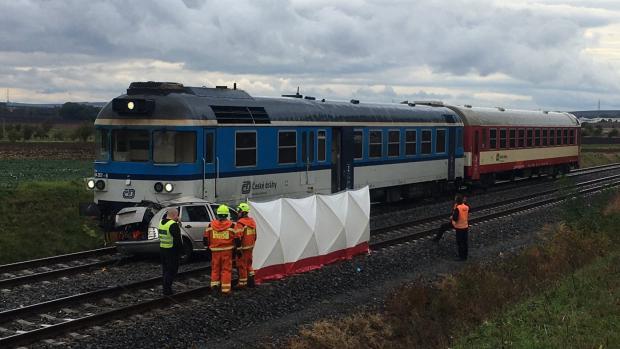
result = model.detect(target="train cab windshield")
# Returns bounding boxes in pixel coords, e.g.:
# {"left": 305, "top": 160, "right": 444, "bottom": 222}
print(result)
{"left": 95, "top": 128, "right": 197, "bottom": 163}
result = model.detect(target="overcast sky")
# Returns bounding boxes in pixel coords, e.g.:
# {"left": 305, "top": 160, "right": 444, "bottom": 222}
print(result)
{"left": 1, "top": 0, "right": 619, "bottom": 110}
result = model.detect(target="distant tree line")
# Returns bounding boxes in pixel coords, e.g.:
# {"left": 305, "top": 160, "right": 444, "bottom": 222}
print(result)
{"left": 0, "top": 102, "right": 100, "bottom": 121}
{"left": 0, "top": 121, "right": 94, "bottom": 142}
{"left": 581, "top": 120, "right": 620, "bottom": 138}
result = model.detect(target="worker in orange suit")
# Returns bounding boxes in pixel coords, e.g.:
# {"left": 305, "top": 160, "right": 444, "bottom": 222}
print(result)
{"left": 234, "top": 202, "right": 257, "bottom": 288}
{"left": 451, "top": 194, "right": 470, "bottom": 261}
{"left": 203, "top": 205, "right": 237, "bottom": 295}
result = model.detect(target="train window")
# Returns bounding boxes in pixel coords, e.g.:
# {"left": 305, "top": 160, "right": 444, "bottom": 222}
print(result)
{"left": 278, "top": 131, "right": 297, "bottom": 164}
{"left": 96, "top": 129, "right": 109, "bottom": 161}
{"left": 534, "top": 129, "right": 541, "bottom": 146}
{"left": 205, "top": 132, "right": 214, "bottom": 164}
{"left": 154, "top": 131, "right": 197, "bottom": 163}
{"left": 489, "top": 129, "right": 497, "bottom": 149}
{"left": 112, "top": 129, "right": 149, "bottom": 162}
{"left": 317, "top": 130, "right": 326, "bottom": 162}
{"left": 421, "top": 130, "right": 432, "bottom": 154}
{"left": 369, "top": 130, "right": 383, "bottom": 158}
{"left": 499, "top": 129, "right": 507, "bottom": 149}
{"left": 388, "top": 130, "right": 400, "bottom": 157}
{"left": 405, "top": 130, "right": 416, "bottom": 156}
{"left": 309, "top": 131, "right": 315, "bottom": 162}
{"left": 527, "top": 129, "right": 533, "bottom": 147}
{"left": 354, "top": 130, "right": 363, "bottom": 160}
{"left": 563, "top": 129, "right": 569, "bottom": 145}
{"left": 542, "top": 129, "right": 548, "bottom": 146}
{"left": 550, "top": 129, "right": 555, "bottom": 145}
{"left": 235, "top": 131, "right": 257, "bottom": 167}
{"left": 569, "top": 129, "right": 575, "bottom": 144}
{"left": 436, "top": 129, "right": 446, "bottom": 153}
{"left": 518, "top": 129, "right": 525, "bottom": 147}
{"left": 509, "top": 129, "right": 516, "bottom": 148}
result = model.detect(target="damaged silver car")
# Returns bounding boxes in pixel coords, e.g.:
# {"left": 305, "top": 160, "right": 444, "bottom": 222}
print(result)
{"left": 113, "top": 197, "right": 237, "bottom": 263}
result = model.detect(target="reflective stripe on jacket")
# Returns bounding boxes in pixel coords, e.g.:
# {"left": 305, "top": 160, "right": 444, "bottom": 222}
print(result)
{"left": 451, "top": 203, "right": 469, "bottom": 229}
{"left": 158, "top": 219, "right": 176, "bottom": 248}
{"left": 204, "top": 219, "right": 235, "bottom": 251}
{"left": 235, "top": 217, "right": 257, "bottom": 250}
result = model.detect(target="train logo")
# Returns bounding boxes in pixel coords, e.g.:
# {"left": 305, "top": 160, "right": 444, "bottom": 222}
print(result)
{"left": 122, "top": 189, "right": 136, "bottom": 199}
{"left": 241, "top": 181, "right": 252, "bottom": 194}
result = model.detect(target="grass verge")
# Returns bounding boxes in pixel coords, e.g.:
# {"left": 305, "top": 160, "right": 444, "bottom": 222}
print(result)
{"left": 286, "top": 190, "right": 620, "bottom": 349}
{"left": 0, "top": 181, "right": 103, "bottom": 264}
{"left": 580, "top": 144, "right": 620, "bottom": 167}
{"left": 454, "top": 251, "right": 620, "bottom": 348}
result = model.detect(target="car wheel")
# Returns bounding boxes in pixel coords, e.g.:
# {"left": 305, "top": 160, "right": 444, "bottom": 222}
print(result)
{"left": 180, "top": 237, "right": 193, "bottom": 264}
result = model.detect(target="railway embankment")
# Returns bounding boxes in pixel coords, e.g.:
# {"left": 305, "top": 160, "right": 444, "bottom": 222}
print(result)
{"left": 285, "top": 190, "right": 620, "bottom": 349}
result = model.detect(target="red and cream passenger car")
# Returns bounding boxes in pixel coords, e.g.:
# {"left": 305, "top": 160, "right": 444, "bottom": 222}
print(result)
{"left": 447, "top": 106, "right": 580, "bottom": 185}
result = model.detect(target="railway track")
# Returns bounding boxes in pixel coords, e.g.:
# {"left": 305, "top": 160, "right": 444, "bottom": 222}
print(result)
{"left": 0, "top": 247, "right": 121, "bottom": 289}
{"left": 1, "top": 172, "right": 618, "bottom": 348}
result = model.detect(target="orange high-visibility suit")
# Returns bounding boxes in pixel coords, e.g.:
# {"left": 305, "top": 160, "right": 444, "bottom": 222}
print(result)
{"left": 204, "top": 219, "right": 235, "bottom": 293}
{"left": 234, "top": 217, "right": 257, "bottom": 287}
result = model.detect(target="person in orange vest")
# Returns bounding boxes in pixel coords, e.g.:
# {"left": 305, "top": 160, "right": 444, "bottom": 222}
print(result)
{"left": 451, "top": 194, "right": 470, "bottom": 261}
{"left": 203, "top": 205, "right": 237, "bottom": 295}
{"left": 234, "top": 202, "right": 257, "bottom": 288}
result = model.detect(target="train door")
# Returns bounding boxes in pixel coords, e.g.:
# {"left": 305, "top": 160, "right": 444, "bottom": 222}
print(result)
{"left": 448, "top": 128, "right": 456, "bottom": 180}
{"left": 472, "top": 129, "right": 480, "bottom": 180}
{"left": 300, "top": 130, "right": 316, "bottom": 185}
{"left": 203, "top": 129, "right": 216, "bottom": 200}
{"left": 331, "top": 127, "right": 354, "bottom": 193}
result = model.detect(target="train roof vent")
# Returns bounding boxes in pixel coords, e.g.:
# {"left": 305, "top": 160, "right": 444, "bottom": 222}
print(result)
{"left": 414, "top": 100, "right": 444, "bottom": 107}
{"left": 210, "top": 105, "right": 271, "bottom": 124}
{"left": 350, "top": 99, "right": 360, "bottom": 104}
{"left": 304, "top": 96, "right": 316, "bottom": 100}
{"left": 497, "top": 107, "right": 506, "bottom": 112}
{"left": 400, "top": 100, "right": 416, "bottom": 106}
{"left": 464, "top": 104, "right": 472, "bottom": 108}
{"left": 543, "top": 110, "right": 549, "bottom": 114}
{"left": 127, "top": 81, "right": 186, "bottom": 95}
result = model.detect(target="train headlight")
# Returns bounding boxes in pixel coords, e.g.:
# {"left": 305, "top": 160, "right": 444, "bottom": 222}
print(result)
{"left": 154, "top": 182, "right": 164, "bottom": 193}
{"left": 95, "top": 180, "right": 106, "bottom": 191}
{"left": 87, "top": 179, "right": 96, "bottom": 190}
{"left": 164, "top": 183, "right": 174, "bottom": 192}
{"left": 127, "top": 101, "right": 135, "bottom": 110}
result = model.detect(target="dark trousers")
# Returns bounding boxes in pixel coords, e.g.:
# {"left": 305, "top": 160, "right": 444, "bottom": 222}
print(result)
{"left": 455, "top": 228, "right": 468, "bottom": 260}
{"left": 160, "top": 248, "right": 179, "bottom": 294}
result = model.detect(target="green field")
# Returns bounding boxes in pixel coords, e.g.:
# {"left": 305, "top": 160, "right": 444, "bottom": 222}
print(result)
{"left": 0, "top": 159, "right": 103, "bottom": 264}
{"left": 0, "top": 160, "right": 93, "bottom": 188}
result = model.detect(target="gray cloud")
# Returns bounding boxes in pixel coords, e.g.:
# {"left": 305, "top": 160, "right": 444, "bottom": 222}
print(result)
{"left": 0, "top": 0, "right": 619, "bottom": 110}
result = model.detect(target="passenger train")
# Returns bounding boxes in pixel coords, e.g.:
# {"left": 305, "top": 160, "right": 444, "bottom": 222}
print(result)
{"left": 87, "top": 81, "right": 580, "bottom": 228}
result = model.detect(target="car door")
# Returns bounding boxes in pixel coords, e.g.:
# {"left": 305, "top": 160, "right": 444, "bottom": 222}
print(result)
{"left": 179, "top": 205, "right": 211, "bottom": 249}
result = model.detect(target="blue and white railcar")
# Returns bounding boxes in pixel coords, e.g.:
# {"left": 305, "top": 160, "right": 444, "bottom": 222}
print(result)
{"left": 88, "top": 82, "right": 464, "bottom": 226}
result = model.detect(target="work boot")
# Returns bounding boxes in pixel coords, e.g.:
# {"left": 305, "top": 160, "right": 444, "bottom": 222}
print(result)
{"left": 248, "top": 275, "right": 255, "bottom": 288}
{"left": 211, "top": 285, "right": 221, "bottom": 296}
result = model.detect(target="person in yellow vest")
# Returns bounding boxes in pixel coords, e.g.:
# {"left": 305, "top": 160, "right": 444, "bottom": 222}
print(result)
{"left": 159, "top": 207, "right": 182, "bottom": 295}
{"left": 451, "top": 194, "right": 470, "bottom": 261}
{"left": 234, "top": 202, "right": 257, "bottom": 288}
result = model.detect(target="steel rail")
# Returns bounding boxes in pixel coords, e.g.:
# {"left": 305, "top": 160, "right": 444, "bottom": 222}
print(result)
{"left": 0, "top": 247, "right": 117, "bottom": 274}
